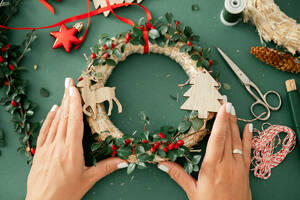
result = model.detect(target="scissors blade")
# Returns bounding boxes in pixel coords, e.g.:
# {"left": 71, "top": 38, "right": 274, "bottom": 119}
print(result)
{"left": 217, "top": 48, "right": 251, "bottom": 85}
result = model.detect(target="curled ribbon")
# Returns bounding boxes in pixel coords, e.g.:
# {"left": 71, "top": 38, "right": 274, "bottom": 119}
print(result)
{"left": 0, "top": 0, "right": 152, "bottom": 53}
{"left": 251, "top": 123, "right": 296, "bottom": 180}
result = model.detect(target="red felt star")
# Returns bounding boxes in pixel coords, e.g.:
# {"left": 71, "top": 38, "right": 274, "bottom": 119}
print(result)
{"left": 50, "top": 24, "right": 81, "bottom": 53}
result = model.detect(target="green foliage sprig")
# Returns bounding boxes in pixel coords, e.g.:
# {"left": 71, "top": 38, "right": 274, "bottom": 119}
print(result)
{"left": 0, "top": 0, "right": 40, "bottom": 163}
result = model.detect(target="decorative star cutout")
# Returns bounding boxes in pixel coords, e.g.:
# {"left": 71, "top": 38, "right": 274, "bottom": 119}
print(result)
{"left": 50, "top": 24, "right": 81, "bottom": 53}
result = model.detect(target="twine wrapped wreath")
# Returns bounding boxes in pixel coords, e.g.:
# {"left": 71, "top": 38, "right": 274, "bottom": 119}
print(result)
{"left": 77, "top": 13, "right": 222, "bottom": 173}
{"left": 244, "top": 0, "right": 300, "bottom": 54}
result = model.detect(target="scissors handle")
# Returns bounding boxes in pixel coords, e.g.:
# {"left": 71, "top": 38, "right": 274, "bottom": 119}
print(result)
{"left": 250, "top": 100, "right": 271, "bottom": 121}
{"left": 263, "top": 90, "right": 282, "bottom": 111}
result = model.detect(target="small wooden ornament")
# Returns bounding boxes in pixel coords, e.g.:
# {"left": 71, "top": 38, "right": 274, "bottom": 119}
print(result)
{"left": 181, "top": 71, "right": 223, "bottom": 119}
{"left": 77, "top": 75, "right": 122, "bottom": 119}
{"left": 93, "top": 0, "right": 144, "bottom": 17}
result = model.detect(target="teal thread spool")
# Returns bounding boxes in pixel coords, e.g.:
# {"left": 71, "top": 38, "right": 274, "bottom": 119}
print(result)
{"left": 220, "top": 0, "right": 246, "bottom": 26}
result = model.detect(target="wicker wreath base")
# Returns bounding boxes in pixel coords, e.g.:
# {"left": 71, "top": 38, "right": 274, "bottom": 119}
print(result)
{"left": 77, "top": 14, "right": 222, "bottom": 169}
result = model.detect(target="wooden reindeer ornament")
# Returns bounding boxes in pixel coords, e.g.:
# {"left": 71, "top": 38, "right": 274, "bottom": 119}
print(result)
{"left": 181, "top": 71, "right": 223, "bottom": 119}
{"left": 77, "top": 75, "right": 122, "bottom": 119}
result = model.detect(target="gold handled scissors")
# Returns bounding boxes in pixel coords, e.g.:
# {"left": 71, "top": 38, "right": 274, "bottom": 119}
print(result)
{"left": 217, "top": 48, "right": 282, "bottom": 121}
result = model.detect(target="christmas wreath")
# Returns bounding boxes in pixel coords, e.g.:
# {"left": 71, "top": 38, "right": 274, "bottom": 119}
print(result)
{"left": 78, "top": 12, "right": 223, "bottom": 174}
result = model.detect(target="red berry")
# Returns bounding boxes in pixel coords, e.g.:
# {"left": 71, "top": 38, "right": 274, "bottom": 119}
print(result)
{"left": 163, "top": 147, "right": 168, "bottom": 153}
{"left": 103, "top": 44, "right": 108, "bottom": 50}
{"left": 158, "top": 132, "right": 166, "bottom": 139}
{"left": 142, "top": 139, "right": 148, "bottom": 144}
{"left": 102, "top": 53, "right": 109, "bottom": 59}
{"left": 176, "top": 140, "right": 184, "bottom": 147}
{"left": 146, "top": 22, "right": 152, "bottom": 29}
{"left": 175, "top": 21, "right": 180, "bottom": 26}
{"left": 4, "top": 81, "right": 9, "bottom": 86}
{"left": 111, "top": 43, "right": 116, "bottom": 49}
{"left": 131, "top": 148, "right": 135, "bottom": 154}
{"left": 208, "top": 59, "right": 214, "bottom": 66}
{"left": 30, "top": 148, "right": 35, "bottom": 155}
{"left": 6, "top": 44, "right": 10, "bottom": 49}
{"left": 151, "top": 26, "right": 156, "bottom": 30}
{"left": 125, "top": 33, "right": 131, "bottom": 43}
{"left": 78, "top": 77, "right": 83, "bottom": 81}
{"left": 1, "top": 47, "right": 7, "bottom": 52}
{"left": 11, "top": 100, "right": 17, "bottom": 107}
{"left": 9, "top": 64, "right": 15, "bottom": 71}
{"left": 140, "top": 25, "right": 144, "bottom": 29}
{"left": 168, "top": 143, "right": 175, "bottom": 150}
{"left": 112, "top": 150, "right": 117, "bottom": 157}
{"left": 150, "top": 147, "right": 156, "bottom": 153}
{"left": 174, "top": 144, "right": 179, "bottom": 149}
{"left": 125, "top": 139, "right": 131, "bottom": 145}
{"left": 187, "top": 41, "right": 192, "bottom": 46}
{"left": 0, "top": 56, "right": 4, "bottom": 63}
{"left": 91, "top": 52, "right": 97, "bottom": 59}
{"left": 112, "top": 145, "right": 118, "bottom": 151}
{"left": 153, "top": 142, "right": 160, "bottom": 149}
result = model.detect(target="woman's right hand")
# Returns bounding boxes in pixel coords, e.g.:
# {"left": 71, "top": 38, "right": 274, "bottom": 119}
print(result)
{"left": 158, "top": 103, "right": 253, "bottom": 200}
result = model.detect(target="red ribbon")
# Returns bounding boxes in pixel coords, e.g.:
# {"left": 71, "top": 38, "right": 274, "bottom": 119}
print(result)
{"left": 0, "top": 1, "right": 152, "bottom": 53}
{"left": 39, "top": 0, "right": 55, "bottom": 15}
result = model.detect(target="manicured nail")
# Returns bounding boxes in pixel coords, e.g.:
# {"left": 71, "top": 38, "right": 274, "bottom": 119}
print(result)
{"left": 226, "top": 103, "right": 232, "bottom": 113}
{"left": 69, "top": 86, "right": 75, "bottom": 96}
{"left": 50, "top": 105, "right": 58, "bottom": 112}
{"left": 158, "top": 164, "right": 169, "bottom": 173}
{"left": 230, "top": 105, "right": 236, "bottom": 116}
{"left": 222, "top": 95, "right": 227, "bottom": 103}
{"left": 117, "top": 162, "right": 128, "bottom": 169}
{"left": 248, "top": 123, "right": 253, "bottom": 133}
{"left": 65, "top": 77, "right": 71, "bottom": 88}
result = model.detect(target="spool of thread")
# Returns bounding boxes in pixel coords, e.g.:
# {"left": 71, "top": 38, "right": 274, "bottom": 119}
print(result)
{"left": 220, "top": 0, "right": 246, "bottom": 26}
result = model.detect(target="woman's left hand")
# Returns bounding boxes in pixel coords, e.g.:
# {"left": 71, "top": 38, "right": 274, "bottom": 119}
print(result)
{"left": 26, "top": 78, "right": 128, "bottom": 200}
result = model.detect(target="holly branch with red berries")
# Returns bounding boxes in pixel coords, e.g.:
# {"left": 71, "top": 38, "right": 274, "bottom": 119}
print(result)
{"left": 0, "top": 0, "right": 39, "bottom": 163}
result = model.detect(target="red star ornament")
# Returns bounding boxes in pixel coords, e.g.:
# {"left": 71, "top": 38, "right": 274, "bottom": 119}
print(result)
{"left": 50, "top": 24, "right": 81, "bottom": 53}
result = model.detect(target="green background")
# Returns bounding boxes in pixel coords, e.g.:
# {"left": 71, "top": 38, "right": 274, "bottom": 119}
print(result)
{"left": 1, "top": 0, "right": 300, "bottom": 199}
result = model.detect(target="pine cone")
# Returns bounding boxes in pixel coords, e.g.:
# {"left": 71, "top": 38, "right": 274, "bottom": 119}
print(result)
{"left": 251, "top": 47, "right": 300, "bottom": 73}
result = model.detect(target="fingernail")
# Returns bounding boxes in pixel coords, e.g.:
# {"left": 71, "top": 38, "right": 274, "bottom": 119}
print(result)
{"left": 50, "top": 105, "right": 58, "bottom": 112}
{"left": 65, "top": 77, "right": 71, "bottom": 88}
{"left": 117, "top": 162, "right": 128, "bottom": 169}
{"left": 158, "top": 164, "right": 169, "bottom": 173}
{"left": 248, "top": 123, "right": 253, "bottom": 133}
{"left": 226, "top": 102, "right": 232, "bottom": 113}
{"left": 230, "top": 105, "right": 236, "bottom": 116}
{"left": 69, "top": 86, "right": 75, "bottom": 96}
{"left": 222, "top": 95, "right": 227, "bottom": 103}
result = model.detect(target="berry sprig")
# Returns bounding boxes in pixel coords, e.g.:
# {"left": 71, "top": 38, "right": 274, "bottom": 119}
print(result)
{"left": 90, "top": 111, "right": 208, "bottom": 175}
{"left": 0, "top": 3, "right": 40, "bottom": 162}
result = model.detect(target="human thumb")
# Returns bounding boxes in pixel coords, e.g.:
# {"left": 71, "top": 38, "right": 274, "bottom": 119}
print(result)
{"left": 158, "top": 162, "right": 197, "bottom": 198}
{"left": 84, "top": 157, "right": 128, "bottom": 184}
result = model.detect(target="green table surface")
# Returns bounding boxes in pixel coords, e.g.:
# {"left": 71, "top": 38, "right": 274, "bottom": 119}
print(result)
{"left": 1, "top": 0, "right": 300, "bottom": 199}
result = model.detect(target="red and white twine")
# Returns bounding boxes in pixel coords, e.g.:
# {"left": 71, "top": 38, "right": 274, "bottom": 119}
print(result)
{"left": 251, "top": 123, "right": 296, "bottom": 180}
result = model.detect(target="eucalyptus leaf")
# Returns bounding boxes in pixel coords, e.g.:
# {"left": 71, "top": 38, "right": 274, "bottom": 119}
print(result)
{"left": 127, "top": 163, "right": 136, "bottom": 174}
{"left": 191, "top": 118, "right": 204, "bottom": 131}
{"left": 91, "top": 142, "right": 102, "bottom": 152}
{"left": 136, "top": 146, "right": 145, "bottom": 154}
{"left": 180, "top": 44, "right": 192, "bottom": 53}
{"left": 192, "top": 155, "right": 202, "bottom": 164}
{"left": 117, "top": 146, "right": 132, "bottom": 158}
{"left": 149, "top": 29, "right": 160, "bottom": 40}
{"left": 184, "top": 161, "right": 193, "bottom": 174}
{"left": 106, "top": 59, "right": 116, "bottom": 66}
{"left": 178, "top": 120, "right": 192, "bottom": 133}
{"left": 165, "top": 12, "right": 173, "bottom": 24}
